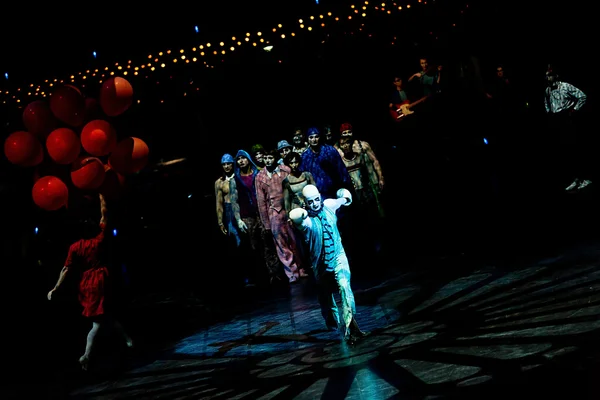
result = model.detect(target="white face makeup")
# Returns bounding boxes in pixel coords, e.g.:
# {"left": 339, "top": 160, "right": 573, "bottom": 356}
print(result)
{"left": 306, "top": 196, "right": 322, "bottom": 212}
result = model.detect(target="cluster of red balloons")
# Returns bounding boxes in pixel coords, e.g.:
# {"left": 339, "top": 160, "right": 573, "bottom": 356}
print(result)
{"left": 2, "top": 77, "right": 150, "bottom": 211}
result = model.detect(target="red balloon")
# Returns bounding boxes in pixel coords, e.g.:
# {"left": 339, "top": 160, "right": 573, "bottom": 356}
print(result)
{"left": 4, "top": 131, "right": 43, "bottom": 167}
{"left": 22, "top": 100, "right": 58, "bottom": 139}
{"left": 108, "top": 137, "right": 149, "bottom": 174}
{"left": 99, "top": 77, "right": 134, "bottom": 117}
{"left": 32, "top": 175, "right": 69, "bottom": 211}
{"left": 99, "top": 164, "right": 126, "bottom": 200}
{"left": 80, "top": 119, "right": 117, "bottom": 156}
{"left": 49, "top": 85, "right": 85, "bottom": 127}
{"left": 71, "top": 156, "right": 106, "bottom": 190}
{"left": 46, "top": 128, "right": 81, "bottom": 164}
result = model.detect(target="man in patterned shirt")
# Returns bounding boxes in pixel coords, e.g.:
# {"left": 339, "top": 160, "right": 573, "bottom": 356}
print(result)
{"left": 544, "top": 66, "right": 589, "bottom": 191}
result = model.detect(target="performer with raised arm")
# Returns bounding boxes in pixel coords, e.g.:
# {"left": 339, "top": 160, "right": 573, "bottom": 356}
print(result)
{"left": 289, "top": 184, "right": 367, "bottom": 345}
{"left": 47, "top": 193, "right": 132, "bottom": 371}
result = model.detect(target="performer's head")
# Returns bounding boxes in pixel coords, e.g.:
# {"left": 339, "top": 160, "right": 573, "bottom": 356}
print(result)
{"left": 263, "top": 148, "right": 278, "bottom": 171}
{"left": 250, "top": 144, "right": 265, "bottom": 166}
{"left": 283, "top": 151, "right": 302, "bottom": 173}
{"left": 302, "top": 184, "right": 322, "bottom": 215}
{"left": 546, "top": 65, "right": 559, "bottom": 86}
{"left": 340, "top": 122, "right": 353, "bottom": 138}
{"left": 323, "top": 124, "right": 334, "bottom": 143}
{"left": 234, "top": 149, "right": 258, "bottom": 175}
{"left": 292, "top": 126, "right": 304, "bottom": 147}
{"left": 496, "top": 65, "right": 505, "bottom": 79}
{"left": 339, "top": 137, "right": 353, "bottom": 156}
{"left": 277, "top": 140, "right": 293, "bottom": 160}
{"left": 393, "top": 76, "right": 404, "bottom": 88}
{"left": 307, "top": 127, "right": 320, "bottom": 149}
{"left": 221, "top": 153, "right": 234, "bottom": 176}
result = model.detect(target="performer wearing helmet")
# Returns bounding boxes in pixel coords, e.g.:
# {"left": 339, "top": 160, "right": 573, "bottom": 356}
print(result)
{"left": 289, "top": 184, "right": 367, "bottom": 344}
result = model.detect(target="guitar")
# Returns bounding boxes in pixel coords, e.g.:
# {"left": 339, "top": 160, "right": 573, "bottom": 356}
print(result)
{"left": 389, "top": 95, "right": 430, "bottom": 121}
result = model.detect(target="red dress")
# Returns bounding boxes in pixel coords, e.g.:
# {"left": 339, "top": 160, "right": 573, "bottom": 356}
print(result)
{"left": 64, "top": 224, "right": 110, "bottom": 317}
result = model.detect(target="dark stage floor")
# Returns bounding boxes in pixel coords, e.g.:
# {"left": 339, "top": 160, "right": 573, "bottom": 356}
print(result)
{"left": 31, "top": 236, "right": 600, "bottom": 400}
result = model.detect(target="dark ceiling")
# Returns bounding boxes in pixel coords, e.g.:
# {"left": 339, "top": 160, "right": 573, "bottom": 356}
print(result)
{"left": 1, "top": 1, "right": 328, "bottom": 79}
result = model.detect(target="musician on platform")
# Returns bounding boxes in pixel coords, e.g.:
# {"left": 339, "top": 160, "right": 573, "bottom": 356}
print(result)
{"left": 408, "top": 57, "right": 442, "bottom": 97}
{"left": 389, "top": 76, "right": 409, "bottom": 110}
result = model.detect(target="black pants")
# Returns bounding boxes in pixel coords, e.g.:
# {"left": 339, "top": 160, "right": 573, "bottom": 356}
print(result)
{"left": 547, "top": 111, "right": 593, "bottom": 184}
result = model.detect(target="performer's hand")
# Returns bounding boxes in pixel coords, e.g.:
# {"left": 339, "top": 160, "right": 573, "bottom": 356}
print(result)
{"left": 379, "top": 178, "right": 385, "bottom": 191}
{"left": 219, "top": 223, "right": 227, "bottom": 235}
{"left": 237, "top": 219, "right": 248, "bottom": 233}
{"left": 47, "top": 289, "right": 56, "bottom": 301}
{"left": 289, "top": 208, "right": 308, "bottom": 225}
{"left": 336, "top": 188, "right": 353, "bottom": 205}
{"left": 437, "top": 65, "right": 443, "bottom": 71}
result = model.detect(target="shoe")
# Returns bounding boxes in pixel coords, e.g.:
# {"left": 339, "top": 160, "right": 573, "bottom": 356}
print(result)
{"left": 349, "top": 318, "right": 368, "bottom": 339}
{"left": 565, "top": 179, "right": 580, "bottom": 191}
{"left": 577, "top": 180, "right": 592, "bottom": 190}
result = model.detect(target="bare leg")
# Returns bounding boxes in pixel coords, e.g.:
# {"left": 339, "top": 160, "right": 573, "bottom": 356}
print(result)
{"left": 80, "top": 321, "right": 101, "bottom": 370}
{"left": 113, "top": 319, "right": 133, "bottom": 348}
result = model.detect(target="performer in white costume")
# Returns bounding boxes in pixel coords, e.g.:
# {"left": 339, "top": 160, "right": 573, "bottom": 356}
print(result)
{"left": 289, "top": 185, "right": 367, "bottom": 344}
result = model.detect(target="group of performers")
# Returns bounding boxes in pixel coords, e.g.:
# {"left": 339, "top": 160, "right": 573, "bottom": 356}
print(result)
{"left": 45, "top": 57, "right": 590, "bottom": 371}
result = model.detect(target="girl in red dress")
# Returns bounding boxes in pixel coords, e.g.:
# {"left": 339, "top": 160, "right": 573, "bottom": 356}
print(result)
{"left": 48, "top": 193, "right": 132, "bottom": 370}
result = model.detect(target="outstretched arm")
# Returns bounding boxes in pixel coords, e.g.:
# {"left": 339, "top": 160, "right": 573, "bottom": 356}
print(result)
{"left": 289, "top": 207, "right": 312, "bottom": 232}
{"left": 324, "top": 188, "right": 353, "bottom": 213}
{"left": 48, "top": 265, "right": 70, "bottom": 300}
{"left": 48, "top": 244, "right": 77, "bottom": 300}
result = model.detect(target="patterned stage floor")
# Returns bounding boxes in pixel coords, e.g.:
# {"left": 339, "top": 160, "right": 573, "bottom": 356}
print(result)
{"left": 64, "top": 242, "right": 600, "bottom": 400}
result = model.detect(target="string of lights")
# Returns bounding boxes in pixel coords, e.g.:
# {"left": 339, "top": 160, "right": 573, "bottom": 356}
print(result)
{"left": 0, "top": 1, "right": 468, "bottom": 109}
